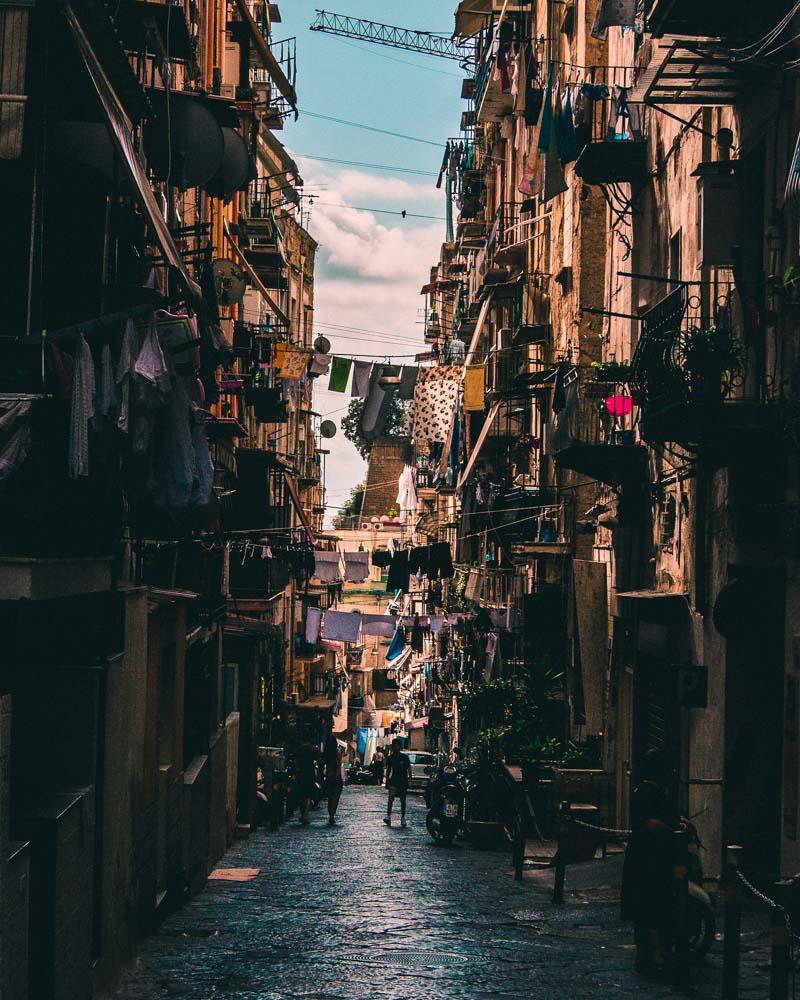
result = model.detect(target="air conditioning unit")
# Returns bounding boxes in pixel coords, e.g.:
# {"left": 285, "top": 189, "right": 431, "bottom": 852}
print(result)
{"left": 221, "top": 39, "right": 240, "bottom": 98}
{"left": 361, "top": 522, "right": 370, "bottom": 530}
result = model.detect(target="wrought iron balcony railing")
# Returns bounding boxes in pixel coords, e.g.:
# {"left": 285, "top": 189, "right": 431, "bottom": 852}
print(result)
{"left": 630, "top": 285, "right": 782, "bottom": 452}
{"left": 548, "top": 367, "right": 646, "bottom": 485}
{"left": 573, "top": 65, "right": 647, "bottom": 185}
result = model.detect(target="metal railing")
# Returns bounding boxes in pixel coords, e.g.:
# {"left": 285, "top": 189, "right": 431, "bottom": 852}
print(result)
{"left": 552, "top": 373, "right": 638, "bottom": 450}
{"left": 250, "top": 34, "right": 297, "bottom": 120}
{"left": 578, "top": 64, "right": 643, "bottom": 144}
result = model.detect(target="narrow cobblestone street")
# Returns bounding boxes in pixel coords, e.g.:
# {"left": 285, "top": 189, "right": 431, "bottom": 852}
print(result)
{"left": 105, "top": 788, "right": 772, "bottom": 1000}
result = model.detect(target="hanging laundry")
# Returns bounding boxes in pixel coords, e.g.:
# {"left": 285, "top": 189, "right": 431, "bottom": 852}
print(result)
{"left": 512, "top": 43, "right": 527, "bottom": 115}
{"left": 398, "top": 365, "right": 418, "bottom": 401}
{"left": 592, "top": 0, "right": 636, "bottom": 37}
{"left": 542, "top": 124, "right": 568, "bottom": 203}
{"left": 351, "top": 360, "right": 372, "bottom": 398}
{"left": 463, "top": 364, "right": 485, "bottom": 412}
{"left": 396, "top": 464, "right": 418, "bottom": 525}
{"left": 96, "top": 343, "right": 117, "bottom": 419}
{"left": 362, "top": 613, "right": 397, "bottom": 638}
{"left": 385, "top": 625, "right": 407, "bottom": 662}
{"left": 606, "top": 85, "right": 643, "bottom": 142}
{"left": 68, "top": 333, "right": 96, "bottom": 479}
{"left": 429, "top": 615, "right": 445, "bottom": 634}
{"left": 322, "top": 609, "right": 361, "bottom": 644}
{"left": 309, "top": 352, "right": 330, "bottom": 376}
{"left": 328, "top": 355, "right": 353, "bottom": 393}
{"left": 555, "top": 86, "right": 579, "bottom": 164}
{"left": 116, "top": 318, "right": 137, "bottom": 434}
{"left": 314, "top": 549, "right": 344, "bottom": 583}
{"left": 371, "top": 549, "right": 392, "bottom": 569}
{"left": 0, "top": 399, "right": 32, "bottom": 484}
{"left": 135, "top": 317, "right": 170, "bottom": 393}
{"left": 411, "top": 366, "right": 462, "bottom": 445}
{"left": 279, "top": 347, "right": 312, "bottom": 380}
{"left": 361, "top": 364, "right": 399, "bottom": 443}
{"left": 305, "top": 606, "right": 322, "bottom": 643}
{"left": 537, "top": 64, "right": 555, "bottom": 154}
{"left": 344, "top": 551, "right": 370, "bottom": 583}
{"left": 154, "top": 376, "right": 195, "bottom": 508}
{"left": 386, "top": 547, "right": 411, "bottom": 593}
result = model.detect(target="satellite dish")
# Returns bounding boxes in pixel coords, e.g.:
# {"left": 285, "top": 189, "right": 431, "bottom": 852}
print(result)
{"left": 320, "top": 420, "right": 337, "bottom": 439}
{"left": 314, "top": 335, "right": 331, "bottom": 354}
{"left": 212, "top": 259, "right": 247, "bottom": 307}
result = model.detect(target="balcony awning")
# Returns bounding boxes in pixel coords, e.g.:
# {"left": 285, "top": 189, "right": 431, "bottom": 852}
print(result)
{"left": 283, "top": 470, "right": 315, "bottom": 541}
{"left": 222, "top": 217, "right": 290, "bottom": 326}
{"left": 63, "top": 0, "right": 203, "bottom": 304}
{"left": 628, "top": 37, "right": 741, "bottom": 106}
{"left": 456, "top": 399, "right": 501, "bottom": 490}
{"left": 233, "top": 0, "right": 297, "bottom": 113}
{"left": 454, "top": 0, "right": 491, "bottom": 37}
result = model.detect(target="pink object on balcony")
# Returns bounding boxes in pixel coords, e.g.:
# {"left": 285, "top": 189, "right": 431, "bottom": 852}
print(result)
{"left": 604, "top": 393, "right": 633, "bottom": 417}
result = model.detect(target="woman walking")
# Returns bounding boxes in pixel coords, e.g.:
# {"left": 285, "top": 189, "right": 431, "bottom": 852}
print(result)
{"left": 324, "top": 734, "right": 345, "bottom": 826}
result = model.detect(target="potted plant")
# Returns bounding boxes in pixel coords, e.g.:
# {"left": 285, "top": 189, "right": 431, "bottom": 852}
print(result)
{"left": 675, "top": 326, "right": 742, "bottom": 401}
{"left": 591, "top": 360, "right": 632, "bottom": 382}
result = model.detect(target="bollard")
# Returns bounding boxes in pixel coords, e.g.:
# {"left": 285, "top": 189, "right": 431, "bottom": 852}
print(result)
{"left": 722, "top": 845, "right": 744, "bottom": 1000}
{"left": 672, "top": 826, "right": 691, "bottom": 990}
{"left": 769, "top": 883, "right": 790, "bottom": 1000}
{"left": 552, "top": 800, "right": 570, "bottom": 904}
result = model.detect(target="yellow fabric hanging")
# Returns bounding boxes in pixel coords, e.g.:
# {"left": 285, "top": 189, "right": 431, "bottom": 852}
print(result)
{"left": 463, "top": 364, "right": 486, "bottom": 412}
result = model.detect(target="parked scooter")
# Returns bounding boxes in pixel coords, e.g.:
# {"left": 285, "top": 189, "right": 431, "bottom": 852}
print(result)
{"left": 346, "top": 762, "right": 379, "bottom": 785}
{"left": 679, "top": 819, "right": 716, "bottom": 963}
{"left": 426, "top": 758, "right": 466, "bottom": 844}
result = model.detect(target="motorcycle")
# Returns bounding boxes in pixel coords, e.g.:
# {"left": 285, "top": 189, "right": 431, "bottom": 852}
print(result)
{"left": 426, "top": 759, "right": 465, "bottom": 845}
{"left": 680, "top": 819, "right": 716, "bottom": 963}
{"left": 346, "top": 762, "right": 380, "bottom": 785}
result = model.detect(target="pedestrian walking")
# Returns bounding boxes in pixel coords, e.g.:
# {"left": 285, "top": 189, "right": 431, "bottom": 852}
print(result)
{"left": 383, "top": 739, "right": 411, "bottom": 828}
{"left": 295, "top": 730, "right": 319, "bottom": 826}
{"left": 371, "top": 748, "right": 385, "bottom": 786}
{"left": 323, "top": 734, "right": 345, "bottom": 826}
{"left": 621, "top": 748, "right": 681, "bottom": 975}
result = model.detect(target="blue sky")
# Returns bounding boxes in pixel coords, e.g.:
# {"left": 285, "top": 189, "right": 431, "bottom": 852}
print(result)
{"left": 273, "top": 2, "right": 463, "bottom": 522}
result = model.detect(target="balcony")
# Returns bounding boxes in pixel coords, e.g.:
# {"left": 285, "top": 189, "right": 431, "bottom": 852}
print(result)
{"left": 631, "top": 286, "right": 783, "bottom": 453}
{"left": 465, "top": 567, "right": 528, "bottom": 608}
{"left": 488, "top": 488, "right": 573, "bottom": 558}
{"left": 573, "top": 67, "right": 647, "bottom": 185}
{"left": 550, "top": 369, "right": 647, "bottom": 485}
{"left": 485, "top": 348, "right": 554, "bottom": 402}
{"left": 249, "top": 34, "right": 297, "bottom": 127}
{"left": 297, "top": 455, "right": 321, "bottom": 487}
{"left": 474, "top": 27, "right": 514, "bottom": 124}
{"left": 488, "top": 201, "right": 526, "bottom": 267}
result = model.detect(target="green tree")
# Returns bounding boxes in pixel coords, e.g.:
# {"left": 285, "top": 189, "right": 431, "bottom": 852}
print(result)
{"left": 340, "top": 397, "right": 407, "bottom": 460}
{"left": 332, "top": 482, "right": 365, "bottom": 529}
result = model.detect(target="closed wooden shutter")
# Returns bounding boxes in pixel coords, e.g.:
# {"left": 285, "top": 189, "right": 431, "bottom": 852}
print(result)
{"left": 0, "top": 0, "right": 32, "bottom": 160}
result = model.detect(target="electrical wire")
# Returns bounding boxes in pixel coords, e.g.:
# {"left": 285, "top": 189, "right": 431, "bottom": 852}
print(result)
{"left": 309, "top": 201, "right": 446, "bottom": 221}
{"left": 293, "top": 153, "right": 438, "bottom": 177}
{"left": 298, "top": 109, "right": 444, "bottom": 148}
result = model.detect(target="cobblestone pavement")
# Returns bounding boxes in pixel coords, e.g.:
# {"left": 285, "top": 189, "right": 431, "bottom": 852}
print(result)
{"left": 105, "top": 787, "right": 775, "bottom": 999}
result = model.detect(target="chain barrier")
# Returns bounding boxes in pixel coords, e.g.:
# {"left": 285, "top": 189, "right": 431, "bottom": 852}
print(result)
{"left": 729, "top": 866, "right": 797, "bottom": 1000}
{"left": 566, "top": 815, "right": 632, "bottom": 839}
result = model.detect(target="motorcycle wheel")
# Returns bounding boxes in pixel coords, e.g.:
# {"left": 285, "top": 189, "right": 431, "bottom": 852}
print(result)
{"left": 426, "top": 811, "right": 455, "bottom": 845}
{"left": 687, "top": 894, "right": 716, "bottom": 963}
